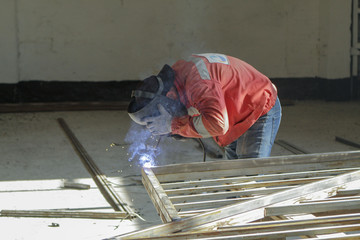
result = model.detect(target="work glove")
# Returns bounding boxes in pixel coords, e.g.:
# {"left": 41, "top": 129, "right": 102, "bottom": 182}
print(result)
{"left": 144, "top": 104, "right": 173, "bottom": 136}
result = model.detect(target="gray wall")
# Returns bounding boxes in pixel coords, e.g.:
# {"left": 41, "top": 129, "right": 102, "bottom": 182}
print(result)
{"left": 0, "top": 0, "right": 351, "bottom": 83}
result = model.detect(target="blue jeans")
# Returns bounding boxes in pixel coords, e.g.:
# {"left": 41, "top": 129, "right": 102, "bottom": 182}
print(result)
{"left": 224, "top": 97, "right": 282, "bottom": 159}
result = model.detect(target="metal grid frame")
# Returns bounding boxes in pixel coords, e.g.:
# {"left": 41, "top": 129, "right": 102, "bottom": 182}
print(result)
{"left": 111, "top": 151, "right": 360, "bottom": 239}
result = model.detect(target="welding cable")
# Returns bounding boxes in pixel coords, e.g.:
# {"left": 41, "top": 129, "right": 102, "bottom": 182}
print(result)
{"left": 197, "top": 138, "right": 206, "bottom": 162}
{"left": 155, "top": 135, "right": 162, "bottom": 149}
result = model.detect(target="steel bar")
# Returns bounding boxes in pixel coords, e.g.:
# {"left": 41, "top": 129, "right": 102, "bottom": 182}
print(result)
{"left": 142, "top": 168, "right": 180, "bottom": 223}
{"left": 1, "top": 210, "right": 127, "bottom": 219}
{"left": 161, "top": 168, "right": 355, "bottom": 189}
{"left": 57, "top": 118, "right": 134, "bottom": 218}
{"left": 108, "top": 213, "right": 360, "bottom": 239}
{"left": 152, "top": 151, "right": 360, "bottom": 182}
{"left": 275, "top": 139, "right": 309, "bottom": 154}
{"left": 265, "top": 199, "right": 360, "bottom": 216}
{"left": 118, "top": 224, "right": 360, "bottom": 240}
{"left": 335, "top": 136, "right": 360, "bottom": 149}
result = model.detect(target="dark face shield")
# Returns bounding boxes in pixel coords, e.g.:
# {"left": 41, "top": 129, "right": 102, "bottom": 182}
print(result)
{"left": 127, "top": 65, "right": 187, "bottom": 125}
{"left": 128, "top": 94, "right": 181, "bottom": 125}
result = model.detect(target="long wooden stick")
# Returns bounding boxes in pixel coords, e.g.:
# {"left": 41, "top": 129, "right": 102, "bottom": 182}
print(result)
{"left": 57, "top": 118, "right": 135, "bottom": 218}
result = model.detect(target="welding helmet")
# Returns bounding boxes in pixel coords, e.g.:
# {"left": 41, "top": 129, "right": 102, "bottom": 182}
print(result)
{"left": 127, "top": 64, "right": 186, "bottom": 125}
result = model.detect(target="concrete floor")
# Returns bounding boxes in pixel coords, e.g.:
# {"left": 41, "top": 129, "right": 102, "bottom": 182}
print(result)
{"left": 0, "top": 100, "right": 359, "bottom": 240}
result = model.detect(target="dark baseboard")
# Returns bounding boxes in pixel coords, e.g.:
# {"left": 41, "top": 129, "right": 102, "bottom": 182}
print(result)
{"left": 0, "top": 78, "right": 357, "bottom": 104}
{"left": 271, "top": 77, "right": 356, "bottom": 101}
{"left": 0, "top": 80, "right": 140, "bottom": 103}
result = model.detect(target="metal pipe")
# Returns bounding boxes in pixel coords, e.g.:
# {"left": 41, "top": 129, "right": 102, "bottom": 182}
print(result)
{"left": 275, "top": 140, "right": 308, "bottom": 154}
{"left": 57, "top": 118, "right": 135, "bottom": 218}
{"left": 1, "top": 210, "right": 127, "bottom": 219}
{"left": 335, "top": 136, "right": 360, "bottom": 149}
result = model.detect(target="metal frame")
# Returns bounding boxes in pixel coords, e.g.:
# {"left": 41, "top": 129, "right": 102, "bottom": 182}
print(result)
{"left": 57, "top": 118, "right": 133, "bottom": 215}
{"left": 110, "top": 151, "right": 360, "bottom": 239}
{"left": 1, "top": 118, "right": 137, "bottom": 221}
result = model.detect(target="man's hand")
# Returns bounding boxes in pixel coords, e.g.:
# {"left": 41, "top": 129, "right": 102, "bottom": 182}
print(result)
{"left": 144, "top": 104, "right": 172, "bottom": 135}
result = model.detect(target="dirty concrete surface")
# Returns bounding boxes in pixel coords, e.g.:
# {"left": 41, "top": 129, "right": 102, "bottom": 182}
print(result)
{"left": 0, "top": 100, "right": 359, "bottom": 240}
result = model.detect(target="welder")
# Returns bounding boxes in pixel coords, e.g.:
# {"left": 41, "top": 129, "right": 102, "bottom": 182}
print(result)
{"left": 128, "top": 53, "right": 281, "bottom": 159}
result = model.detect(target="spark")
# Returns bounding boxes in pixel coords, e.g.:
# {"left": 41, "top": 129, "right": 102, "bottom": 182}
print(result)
{"left": 124, "top": 123, "right": 160, "bottom": 168}
{"left": 139, "top": 154, "right": 155, "bottom": 168}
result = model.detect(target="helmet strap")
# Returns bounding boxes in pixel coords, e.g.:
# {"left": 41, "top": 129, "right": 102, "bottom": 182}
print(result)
{"left": 131, "top": 75, "right": 165, "bottom": 99}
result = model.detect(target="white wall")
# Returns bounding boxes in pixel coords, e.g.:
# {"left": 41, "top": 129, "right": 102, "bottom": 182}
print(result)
{"left": 1, "top": 0, "right": 18, "bottom": 83}
{"left": 318, "top": 0, "right": 352, "bottom": 79}
{"left": 0, "top": 0, "right": 352, "bottom": 83}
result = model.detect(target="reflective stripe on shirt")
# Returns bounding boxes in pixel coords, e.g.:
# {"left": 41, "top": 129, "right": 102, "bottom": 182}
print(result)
{"left": 193, "top": 115, "right": 212, "bottom": 138}
{"left": 187, "top": 57, "right": 211, "bottom": 136}
{"left": 189, "top": 56, "right": 210, "bottom": 80}
{"left": 187, "top": 106, "right": 200, "bottom": 116}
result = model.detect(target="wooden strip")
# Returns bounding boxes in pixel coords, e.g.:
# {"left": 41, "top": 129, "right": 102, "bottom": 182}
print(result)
{"left": 117, "top": 169, "right": 360, "bottom": 239}
{"left": 141, "top": 168, "right": 180, "bottom": 223}
{"left": 1, "top": 210, "right": 127, "bottom": 219}
{"left": 265, "top": 199, "right": 360, "bottom": 216}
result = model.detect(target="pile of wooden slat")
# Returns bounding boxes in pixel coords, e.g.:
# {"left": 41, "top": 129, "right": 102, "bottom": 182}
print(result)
{"left": 108, "top": 151, "right": 360, "bottom": 239}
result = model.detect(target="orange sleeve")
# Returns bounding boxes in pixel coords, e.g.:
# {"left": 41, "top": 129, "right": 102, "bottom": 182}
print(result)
{"left": 171, "top": 65, "right": 229, "bottom": 138}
